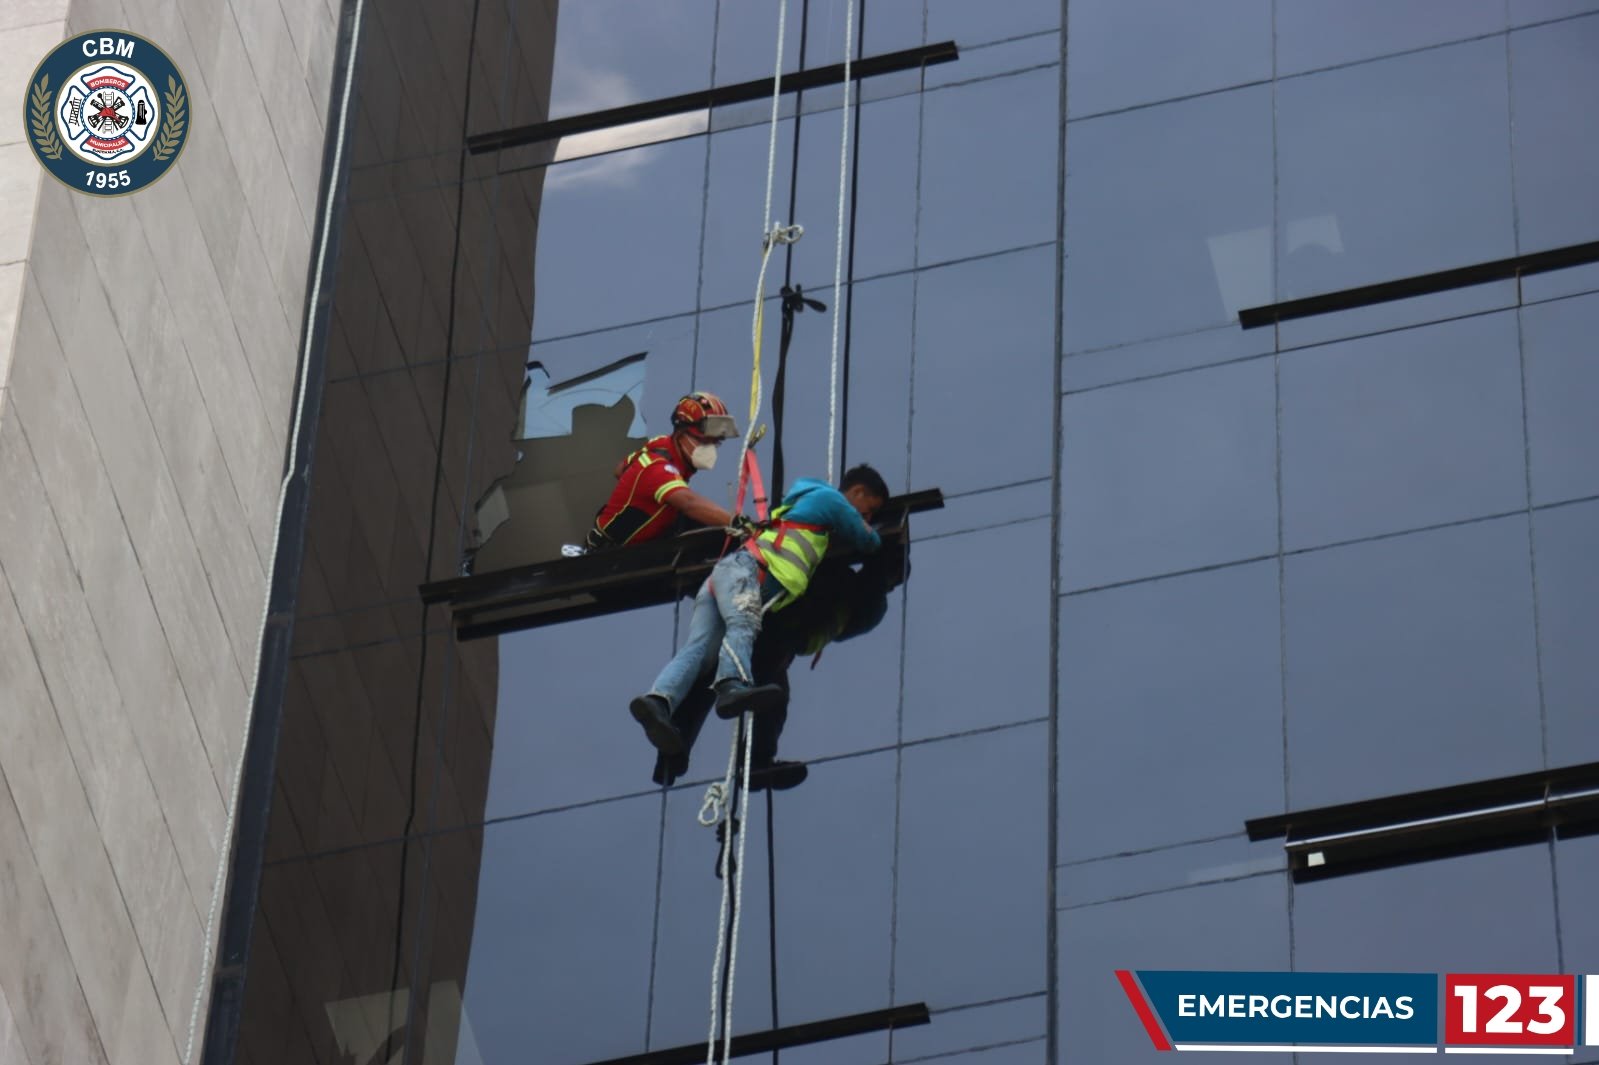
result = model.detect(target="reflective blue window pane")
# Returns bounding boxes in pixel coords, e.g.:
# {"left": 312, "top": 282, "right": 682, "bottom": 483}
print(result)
{"left": 897, "top": 726, "right": 1047, "bottom": 1007}
{"left": 928, "top": 0, "right": 1060, "bottom": 46}
{"left": 916, "top": 1040, "right": 1045, "bottom": 1063}
{"left": 1511, "top": 16, "right": 1599, "bottom": 252}
{"left": 1274, "top": 278, "right": 1519, "bottom": 351}
{"left": 1064, "top": 86, "right": 1274, "bottom": 353}
{"left": 778, "top": 602, "right": 904, "bottom": 761}
{"left": 783, "top": 1031, "right": 889, "bottom": 1065}
{"left": 842, "top": 275, "right": 915, "bottom": 494}
{"left": 912, "top": 478, "right": 1051, "bottom": 540}
{"left": 451, "top": 801, "right": 658, "bottom": 1063}
{"left": 1060, "top": 561, "right": 1282, "bottom": 861}
{"left": 649, "top": 753, "right": 896, "bottom": 1048}
{"left": 904, "top": 520, "right": 1051, "bottom": 742}
{"left": 1532, "top": 501, "right": 1599, "bottom": 764}
{"left": 545, "top": 0, "right": 715, "bottom": 119}
{"left": 1293, "top": 851, "right": 1559, "bottom": 1065}
{"left": 700, "top": 119, "right": 796, "bottom": 311}
{"left": 912, "top": 247, "right": 1055, "bottom": 497}
{"left": 861, "top": 0, "right": 924, "bottom": 56}
{"left": 1066, "top": 0, "right": 1271, "bottom": 118}
{"left": 1521, "top": 260, "right": 1599, "bottom": 304}
{"left": 1060, "top": 878, "right": 1290, "bottom": 1065}
{"left": 699, "top": 93, "right": 912, "bottom": 308}
{"left": 918, "top": 68, "right": 1059, "bottom": 266}
{"left": 925, "top": 33, "right": 1059, "bottom": 90}
{"left": 1521, "top": 294, "right": 1599, "bottom": 505}
{"left": 1276, "top": 39, "right": 1514, "bottom": 300}
{"left": 1558, "top": 834, "right": 1599, "bottom": 965}
{"left": 1062, "top": 834, "right": 1285, "bottom": 908}
{"left": 852, "top": 95, "right": 922, "bottom": 281}
{"left": 892, "top": 996, "right": 1046, "bottom": 1062}
{"left": 530, "top": 138, "right": 707, "bottom": 340}
{"left": 1284, "top": 517, "right": 1543, "bottom": 809}
{"left": 1510, "top": 0, "right": 1599, "bottom": 25}
{"left": 1294, "top": 847, "right": 1558, "bottom": 972}
{"left": 1061, "top": 325, "right": 1272, "bottom": 393}
{"left": 801, "top": 0, "right": 867, "bottom": 68}
{"left": 1276, "top": 0, "right": 1505, "bottom": 75}
{"left": 1060, "top": 359, "right": 1277, "bottom": 591}
{"left": 1280, "top": 312, "right": 1527, "bottom": 551}
{"left": 712, "top": 0, "right": 803, "bottom": 86}
{"left": 486, "top": 607, "right": 677, "bottom": 817}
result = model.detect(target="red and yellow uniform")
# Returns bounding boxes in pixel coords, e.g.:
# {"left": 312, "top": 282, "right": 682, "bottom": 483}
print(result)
{"left": 587, "top": 436, "right": 693, "bottom": 549}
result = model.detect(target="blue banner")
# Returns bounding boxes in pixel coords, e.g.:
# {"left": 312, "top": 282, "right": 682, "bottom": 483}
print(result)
{"left": 1132, "top": 971, "right": 1438, "bottom": 1047}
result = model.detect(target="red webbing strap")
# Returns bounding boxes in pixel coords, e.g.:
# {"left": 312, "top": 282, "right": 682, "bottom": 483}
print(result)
{"left": 717, "top": 448, "right": 756, "bottom": 562}
{"left": 732, "top": 448, "right": 769, "bottom": 522}
{"left": 719, "top": 447, "right": 770, "bottom": 562}
{"left": 745, "top": 449, "right": 769, "bottom": 522}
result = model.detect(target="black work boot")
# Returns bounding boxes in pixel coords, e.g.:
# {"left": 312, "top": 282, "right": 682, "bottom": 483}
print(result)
{"left": 714, "top": 680, "right": 786, "bottom": 719}
{"left": 749, "top": 759, "right": 808, "bottom": 792}
{"left": 630, "top": 694, "right": 684, "bottom": 755}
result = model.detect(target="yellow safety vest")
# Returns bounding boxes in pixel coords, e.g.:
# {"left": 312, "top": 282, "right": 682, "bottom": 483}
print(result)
{"left": 744, "top": 504, "right": 829, "bottom": 611}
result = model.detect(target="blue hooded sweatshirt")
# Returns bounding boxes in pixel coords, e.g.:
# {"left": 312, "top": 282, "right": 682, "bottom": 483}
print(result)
{"left": 774, "top": 478, "right": 881, "bottom": 556}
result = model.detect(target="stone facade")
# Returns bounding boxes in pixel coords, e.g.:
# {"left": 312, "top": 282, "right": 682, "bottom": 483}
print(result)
{"left": 0, "top": 0, "right": 340, "bottom": 1061}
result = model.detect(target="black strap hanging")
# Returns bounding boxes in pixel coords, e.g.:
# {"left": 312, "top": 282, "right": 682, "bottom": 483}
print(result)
{"left": 769, "top": 284, "right": 827, "bottom": 493}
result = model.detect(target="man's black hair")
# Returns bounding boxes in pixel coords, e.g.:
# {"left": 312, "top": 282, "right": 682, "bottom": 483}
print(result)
{"left": 840, "top": 464, "right": 889, "bottom": 501}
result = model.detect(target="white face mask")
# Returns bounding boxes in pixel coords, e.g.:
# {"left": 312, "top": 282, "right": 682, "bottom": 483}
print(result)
{"left": 690, "top": 442, "right": 719, "bottom": 470}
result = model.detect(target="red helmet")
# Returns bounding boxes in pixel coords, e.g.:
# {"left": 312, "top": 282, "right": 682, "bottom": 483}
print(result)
{"left": 671, "top": 391, "right": 740, "bottom": 440}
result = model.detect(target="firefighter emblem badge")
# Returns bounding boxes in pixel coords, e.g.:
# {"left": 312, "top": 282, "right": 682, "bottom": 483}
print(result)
{"left": 25, "top": 31, "right": 190, "bottom": 196}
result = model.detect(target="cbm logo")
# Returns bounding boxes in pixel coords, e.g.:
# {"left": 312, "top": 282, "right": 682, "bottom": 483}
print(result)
{"left": 24, "top": 30, "right": 190, "bottom": 196}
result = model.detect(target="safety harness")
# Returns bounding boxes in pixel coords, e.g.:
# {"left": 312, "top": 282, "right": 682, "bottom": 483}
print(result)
{"left": 743, "top": 506, "right": 828, "bottom": 611}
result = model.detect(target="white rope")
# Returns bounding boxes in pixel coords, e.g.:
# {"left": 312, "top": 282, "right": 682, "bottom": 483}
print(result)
{"left": 709, "top": 2, "right": 790, "bottom": 1057}
{"left": 698, "top": 781, "right": 728, "bottom": 827}
{"left": 704, "top": 709, "right": 745, "bottom": 1064}
{"left": 721, "top": 712, "right": 757, "bottom": 1065}
{"left": 759, "top": 0, "right": 789, "bottom": 258}
{"left": 735, "top": 222, "right": 801, "bottom": 512}
{"left": 181, "top": 1, "right": 368, "bottom": 1061}
{"left": 825, "top": 0, "right": 856, "bottom": 481}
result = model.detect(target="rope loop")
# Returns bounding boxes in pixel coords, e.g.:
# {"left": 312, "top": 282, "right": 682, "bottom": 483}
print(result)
{"left": 699, "top": 781, "right": 728, "bottom": 827}
{"left": 763, "top": 221, "right": 805, "bottom": 250}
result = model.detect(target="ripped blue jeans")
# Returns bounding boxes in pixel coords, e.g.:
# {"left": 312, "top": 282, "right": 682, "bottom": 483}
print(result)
{"left": 649, "top": 550, "right": 783, "bottom": 710}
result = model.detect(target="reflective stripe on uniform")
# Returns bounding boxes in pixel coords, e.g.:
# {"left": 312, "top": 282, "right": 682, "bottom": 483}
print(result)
{"left": 653, "top": 477, "right": 688, "bottom": 504}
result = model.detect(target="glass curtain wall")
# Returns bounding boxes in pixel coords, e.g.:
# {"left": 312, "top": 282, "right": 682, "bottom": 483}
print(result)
{"left": 1059, "top": 3, "right": 1599, "bottom": 1064}
{"left": 236, "top": 1, "right": 1062, "bottom": 1063}
{"left": 232, "top": 2, "right": 1599, "bottom": 1064}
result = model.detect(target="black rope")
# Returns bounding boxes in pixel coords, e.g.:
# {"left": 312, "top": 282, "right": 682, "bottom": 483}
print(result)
{"left": 772, "top": 284, "right": 827, "bottom": 492}
{"left": 766, "top": 792, "right": 780, "bottom": 1065}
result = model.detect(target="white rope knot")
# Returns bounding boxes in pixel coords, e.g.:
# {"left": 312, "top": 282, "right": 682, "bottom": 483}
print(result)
{"left": 699, "top": 781, "right": 728, "bottom": 827}
{"left": 763, "top": 222, "right": 804, "bottom": 250}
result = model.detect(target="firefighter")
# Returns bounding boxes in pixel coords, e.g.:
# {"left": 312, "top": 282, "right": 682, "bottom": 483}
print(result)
{"left": 585, "top": 392, "right": 742, "bottom": 551}
{"left": 628, "top": 465, "right": 890, "bottom": 755}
